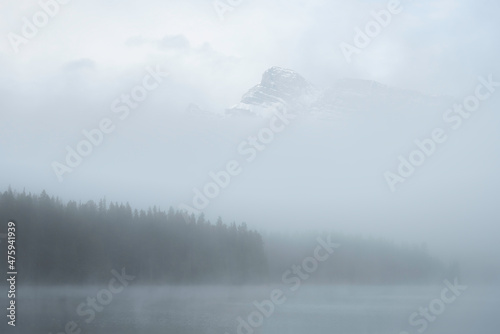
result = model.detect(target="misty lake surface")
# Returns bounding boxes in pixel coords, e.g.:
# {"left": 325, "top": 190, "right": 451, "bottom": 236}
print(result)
{"left": 17, "top": 285, "right": 500, "bottom": 334}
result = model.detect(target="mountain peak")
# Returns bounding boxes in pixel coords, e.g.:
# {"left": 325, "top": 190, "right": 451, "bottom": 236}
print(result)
{"left": 227, "top": 66, "right": 318, "bottom": 117}
{"left": 227, "top": 67, "right": 451, "bottom": 119}
{"left": 260, "top": 66, "right": 312, "bottom": 95}
{"left": 261, "top": 66, "right": 303, "bottom": 83}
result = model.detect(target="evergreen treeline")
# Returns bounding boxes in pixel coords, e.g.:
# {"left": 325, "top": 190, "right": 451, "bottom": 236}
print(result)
{"left": 0, "top": 188, "right": 451, "bottom": 285}
{"left": 0, "top": 188, "right": 267, "bottom": 284}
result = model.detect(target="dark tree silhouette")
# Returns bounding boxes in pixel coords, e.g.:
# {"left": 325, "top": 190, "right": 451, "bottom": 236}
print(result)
{"left": 0, "top": 188, "right": 446, "bottom": 286}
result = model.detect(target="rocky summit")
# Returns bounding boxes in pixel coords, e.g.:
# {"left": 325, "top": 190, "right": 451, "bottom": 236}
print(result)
{"left": 227, "top": 67, "right": 452, "bottom": 119}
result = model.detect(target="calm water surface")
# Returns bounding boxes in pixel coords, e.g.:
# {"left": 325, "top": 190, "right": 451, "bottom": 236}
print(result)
{"left": 11, "top": 285, "right": 500, "bottom": 334}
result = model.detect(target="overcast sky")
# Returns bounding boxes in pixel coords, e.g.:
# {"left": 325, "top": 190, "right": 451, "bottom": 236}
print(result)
{"left": 1, "top": 0, "right": 499, "bottom": 97}
{"left": 1, "top": 0, "right": 499, "bottom": 262}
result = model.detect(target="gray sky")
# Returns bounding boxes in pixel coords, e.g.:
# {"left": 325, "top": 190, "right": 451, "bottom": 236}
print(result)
{"left": 1, "top": 0, "right": 499, "bottom": 261}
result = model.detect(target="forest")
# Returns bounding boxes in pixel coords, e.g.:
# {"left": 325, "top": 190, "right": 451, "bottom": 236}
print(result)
{"left": 0, "top": 188, "right": 456, "bottom": 285}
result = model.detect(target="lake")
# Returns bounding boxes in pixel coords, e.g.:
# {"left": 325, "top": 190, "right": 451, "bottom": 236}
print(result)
{"left": 11, "top": 284, "right": 500, "bottom": 334}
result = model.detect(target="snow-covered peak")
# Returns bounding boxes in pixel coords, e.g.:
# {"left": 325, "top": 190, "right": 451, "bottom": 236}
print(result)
{"left": 227, "top": 67, "right": 319, "bottom": 117}
{"left": 260, "top": 67, "right": 309, "bottom": 90}
{"left": 226, "top": 67, "right": 452, "bottom": 119}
